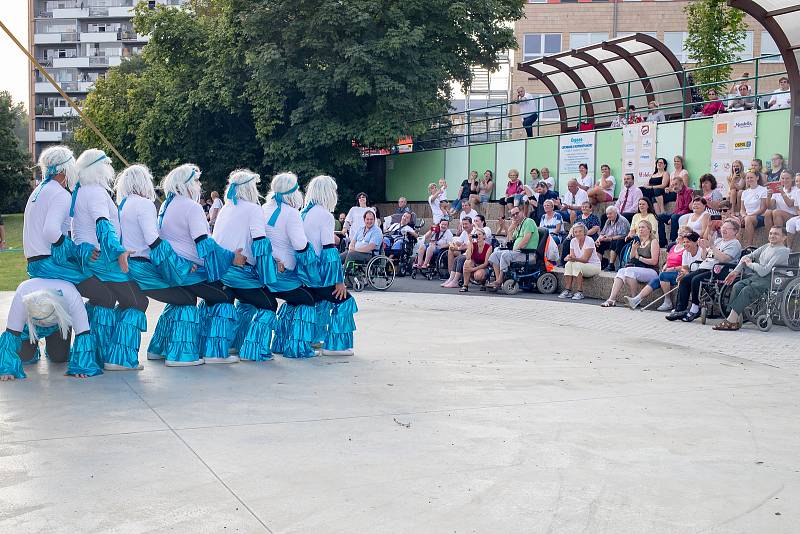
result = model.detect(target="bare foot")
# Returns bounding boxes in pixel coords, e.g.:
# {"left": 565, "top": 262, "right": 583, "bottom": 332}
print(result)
{"left": 66, "top": 373, "right": 90, "bottom": 379}
{"left": 0, "top": 374, "right": 16, "bottom": 381}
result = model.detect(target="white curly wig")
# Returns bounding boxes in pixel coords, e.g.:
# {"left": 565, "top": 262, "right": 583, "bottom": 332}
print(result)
{"left": 304, "top": 175, "right": 338, "bottom": 212}
{"left": 224, "top": 169, "right": 261, "bottom": 205}
{"left": 161, "top": 163, "right": 202, "bottom": 202}
{"left": 37, "top": 145, "right": 77, "bottom": 185}
{"left": 266, "top": 172, "right": 304, "bottom": 209}
{"left": 74, "top": 149, "right": 115, "bottom": 190}
{"left": 115, "top": 164, "right": 156, "bottom": 204}
{"left": 22, "top": 290, "right": 72, "bottom": 343}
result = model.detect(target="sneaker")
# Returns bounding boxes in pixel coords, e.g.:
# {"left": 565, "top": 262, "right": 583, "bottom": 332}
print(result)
{"left": 322, "top": 348, "right": 354, "bottom": 356}
{"left": 571, "top": 291, "right": 584, "bottom": 300}
{"left": 624, "top": 296, "right": 641, "bottom": 310}
{"left": 311, "top": 342, "right": 324, "bottom": 349}
{"left": 558, "top": 290, "right": 573, "bottom": 299}
{"left": 104, "top": 363, "right": 144, "bottom": 371}
{"left": 656, "top": 301, "right": 673, "bottom": 312}
{"left": 204, "top": 355, "right": 241, "bottom": 364}
{"left": 147, "top": 352, "right": 165, "bottom": 361}
{"left": 228, "top": 348, "right": 240, "bottom": 355}
{"left": 165, "top": 358, "right": 205, "bottom": 367}
{"left": 603, "top": 264, "right": 616, "bottom": 272}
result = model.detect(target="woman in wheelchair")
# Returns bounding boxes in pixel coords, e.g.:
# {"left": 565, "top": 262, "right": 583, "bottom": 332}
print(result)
{"left": 382, "top": 212, "right": 417, "bottom": 259}
{"left": 413, "top": 218, "right": 453, "bottom": 269}
{"left": 666, "top": 219, "right": 743, "bottom": 322}
{"left": 341, "top": 210, "right": 383, "bottom": 265}
{"left": 713, "top": 226, "right": 791, "bottom": 331}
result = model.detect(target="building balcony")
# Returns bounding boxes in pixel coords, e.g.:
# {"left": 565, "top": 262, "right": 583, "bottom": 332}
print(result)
{"left": 80, "top": 31, "right": 120, "bottom": 43}
{"left": 34, "top": 32, "right": 80, "bottom": 44}
{"left": 35, "top": 131, "right": 65, "bottom": 142}
{"left": 53, "top": 56, "right": 89, "bottom": 68}
{"left": 54, "top": 106, "right": 79, "bottom": 117}
{"left": 35, "top": 81, "right": 94, "bottom": 93}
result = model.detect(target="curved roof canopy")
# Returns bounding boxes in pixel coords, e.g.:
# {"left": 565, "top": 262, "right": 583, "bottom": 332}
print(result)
{"left": 728, "top": 0, "right": 800, "bottom": 167}
{"left": 517, "top": 33, "right": 686, "bottom": 131}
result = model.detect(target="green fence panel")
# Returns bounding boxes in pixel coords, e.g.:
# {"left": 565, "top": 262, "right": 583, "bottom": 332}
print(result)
{"left": 595, "top": 129, "right": 623, "bottom": 196}
{"left": 755, "top": 109, "right": 791, "bottom": 167}
{"left": 656, "top": 121, "right": 685, "bottom": 175}
{"left": 444, "top": 146, "right": 469, "bottom": 192}
{"left": 495, "top": 140, "right": 527, "bottom": 196}
{"left": 683, "top": 118, "right": 714, "bottom": 189}
{"left": 526, "top": 136, "right": 559, "bottom": 188}
{"left": 469, "top": 143, "right": 497, "bottom": 199}
{"left": 386, "top": 150, "right": 446, "bottom": 201}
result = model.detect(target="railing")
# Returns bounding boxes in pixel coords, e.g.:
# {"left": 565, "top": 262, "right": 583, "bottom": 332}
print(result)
{"left": 410, "top": 54, "right": 788, "bottom": 151}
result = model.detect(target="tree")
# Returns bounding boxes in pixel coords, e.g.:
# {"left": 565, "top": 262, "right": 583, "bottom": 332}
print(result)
{"left": 72, "top": 0, "right": 523, "bottom": 206}
{"left": 684, "top": 0, "right": 748, "bottom": 96}
{"left": 0, "top": 91, "right": 32, "bottom": 213}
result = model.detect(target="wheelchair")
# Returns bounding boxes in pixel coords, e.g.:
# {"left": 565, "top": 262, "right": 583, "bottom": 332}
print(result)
{"left": 411, "top": 246, "right": 449, "bottom": 281}
{"left": 343, "top": 248, "right": 396, "bottom": 292}
{"left": 697, "top": 262, "right": 737, "bottom": 324}
{"left": 494, "top": 227, "right": 559, "bottom": 295}
{"left": 739, "top": 252, "right": 800, "bottom": 331}
{"left": 384, "top": 217, "right": 425, "bottom": 278}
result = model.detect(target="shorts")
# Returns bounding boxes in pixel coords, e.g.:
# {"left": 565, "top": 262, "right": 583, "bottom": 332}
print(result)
{"left": 615, "top": 266, "right": 659, "bottom": 284}
{"left": 479, "top": 193, "right": 490, "bottom": 204}
{"left": 750, "top": 214, "right": 765, "bottom": 228}
{"left": 648, "top": 270, "right": 679, "bottom": 289}
{"left": 786, "top": 216, "right": 800, "bottom": 234}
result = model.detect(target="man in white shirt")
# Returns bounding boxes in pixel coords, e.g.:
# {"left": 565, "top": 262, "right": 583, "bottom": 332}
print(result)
{"left": 516, "top": 86, "right": 539, "bottom": 138}
{"left": 555, "top": 179, "right": 589, "bottom": 224}
{"left": 208, "top": 191, "right": 223, "bottom": 229}
{"left": 768, "top": 77, "right": 791, "bottom": 109}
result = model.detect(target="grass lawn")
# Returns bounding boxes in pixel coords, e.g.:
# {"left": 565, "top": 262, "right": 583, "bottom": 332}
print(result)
{"left": 0, "top": 214, "right": 28, "bottom": 291}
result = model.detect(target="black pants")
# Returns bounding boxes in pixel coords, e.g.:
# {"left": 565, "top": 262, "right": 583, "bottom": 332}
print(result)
{"left": 657, "top": 213, "right": 683, "bottom": 247}
{"left": 600, "top": 212, "right": 635, "bottom": 228}
{"left": 185, "top": 281, "right": 234, "bottom": 306}
{"left": 76, "top": 276, "right": 116, "bottom": 308}
{"left": 105, "top": 280, "right": 149, "bottom": 312}
{"left": 273, "top": 286, "right": 315, "bottom": 307}
{"left": 596, "top": 238, "right": 626, "bottom": 258}
{"left": 523, "top": 113, "right": 539, "bottom": 137}
{"left": 310, "top": 285, "right": 352, "bottom": 305}
{"left": 229, "top": 287, "right": 278, "bottom": 312}
{"left": 675, "top": 268, "right": 711, "bottom": 311}
{"left": 9, "top": 327, "right": 72, "bottom": 364}
{"left": 144, "top": 286, "right": 197, "bottom": 307}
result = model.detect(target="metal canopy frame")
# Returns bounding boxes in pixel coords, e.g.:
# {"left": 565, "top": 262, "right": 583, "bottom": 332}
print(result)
{"left": 728, "top": 0, "right": 800, "bottom": 167}
{"left": 517, "top": 33, "right": 687, "bottom": 132}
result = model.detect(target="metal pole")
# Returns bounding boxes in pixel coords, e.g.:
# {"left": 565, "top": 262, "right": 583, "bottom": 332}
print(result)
{"left": 0, "top": 18, "right": 130, "bottom": 166}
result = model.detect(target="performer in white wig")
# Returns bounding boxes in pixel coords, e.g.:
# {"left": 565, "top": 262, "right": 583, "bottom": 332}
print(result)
{"left": 0, "top": 278, "right": 102, "bottom": 380}
{"left": 263, "top": 172, "right": 319, "bottom": 358}
{"left": 114, "top": 164, "right": 201, "bottom": 363}
{"left": 156, "top": 163, "right": 246, "bottom": 366}
{"left": 212, "top": 169, "right": 279, "bottom": 362}
{"left": 302, "top": 175, "right": 357, "bottom": 356}
{"left": 24, "top": 146, "right": 116, "bottom": 315}
{"left": 71, "top": 149, "right": 148, "bottom": 371}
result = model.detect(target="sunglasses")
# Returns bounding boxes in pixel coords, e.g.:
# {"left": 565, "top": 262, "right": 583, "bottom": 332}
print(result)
{"left": 721, "top": 208, "right": 730, "bottom": 213}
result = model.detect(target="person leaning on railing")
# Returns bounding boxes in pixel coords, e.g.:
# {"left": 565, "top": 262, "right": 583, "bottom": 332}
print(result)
{"left": 700, "top": 89, "right": 725, "bottom": 116}
{"left": 767, "top": 77, "right": 791, "bottom": 109}
{"left": 515, "top": 87, "right": 539, "bottom": 138}
{"left": 645, "top": 101, "right": 666, "bottom": 123}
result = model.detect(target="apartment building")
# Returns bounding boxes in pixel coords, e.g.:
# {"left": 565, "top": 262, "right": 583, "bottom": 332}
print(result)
{"left": 27, "top": 0, "right": 186, "bottom": 159}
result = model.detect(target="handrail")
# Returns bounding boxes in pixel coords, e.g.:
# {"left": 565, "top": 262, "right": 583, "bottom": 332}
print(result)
{"left": 408, "top": 54, "right": 787, "bottom": 150}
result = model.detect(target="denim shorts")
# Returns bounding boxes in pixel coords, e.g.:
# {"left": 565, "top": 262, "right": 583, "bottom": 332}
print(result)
{"left": 649, "top": 270, "right": 679, "bottom": 289}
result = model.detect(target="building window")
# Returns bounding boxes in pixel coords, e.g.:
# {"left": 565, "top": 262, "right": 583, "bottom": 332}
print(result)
{"left": 736, "top": 31, "right": 754, "bottom": 61}
{"left": 616, "top": 32, "right": 657, "bottom": 39}
{"left": 760, "top": 32, "right": 782, "bottom": 63}
{"left": 663, "top": 32, "right": 690, "bottom": 63}
{"left": 527, "top": 0, "right": 547, "bottom": 3}
{"left": 523, "top": 33, "right": 562, "bottom": 61}
{"left": 569, "top": 33, "right": 609, "bottom": 50}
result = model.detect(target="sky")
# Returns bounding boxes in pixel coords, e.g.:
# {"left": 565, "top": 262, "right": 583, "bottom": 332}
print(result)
{"left": 0, "top": 0, "right": 30, "bottom": 108}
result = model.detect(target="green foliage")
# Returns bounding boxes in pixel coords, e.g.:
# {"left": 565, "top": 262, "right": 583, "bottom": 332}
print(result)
{"left": 684, "top": 0, "right": 748, "bottom": 95}
{"left": 72, "top": 0, "right": 523, "bottom": 206}
{"left": 0, "top": 92, "right": 32, "bottom": 213}
{"left": 0, "top": 214, "right": 27, "bottom": 291}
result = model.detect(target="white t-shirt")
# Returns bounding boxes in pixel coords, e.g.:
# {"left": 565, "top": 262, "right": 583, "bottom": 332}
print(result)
{"left": 23, "top": 180, "right": 72, "bottom": 258}
{"left": 71, "top": 184, "right": 121, "bottom": 249}
{"left": 741, "top": 186, "right": 768, "bottom": 215}
{"left": 519, "top": 93, "right": 539, "bottom": 116}
{"left": 771, "top": 188, "right": 799, "bottom": 215}
{"left": 459, "top": 208, "right": 479, "bottom": 222}
{"left": 159, "top": 194, "right": 209, "bottom": 265}
{"left": 686, "top": 212, "right": 707, "bottom": 234}
{"left": 119, "top": 195, "right": 159, "bottom": 259}
{"left": 345, "top": 206, "right": 376, "bottom": 241}
{"left": 682, "top": 246, "right": 704, "bottom": 267}
{"left": 562, "top": 188, "right": 589, "bottom": 208}
{"left": 302, "top": 204, "right": 336, "bottom": 255}
{"left": 428, "top": 197, "right": 446, "bottom": 224}
{"left": 429, "top": 229, "right": 453, "bottom": 248}
{"left": 577, "top": 174, "right": 593, "bottom": 189}
{"left": 263, "top": 201, "right": 308, "bottom": 271}
{"left": 570, "top": 236, "right": 600, "bottom": 264}
{"left": 5, "top": 278, "right": 89, "bottom": 335}
{"left": 212, "top": 200, "right": 267, "bottom": 265}
{"left": 770, "top": 90, "right": 791, "bottom": 109}
{"left": 598, "top": 175, "right": 616, "bottom": 197}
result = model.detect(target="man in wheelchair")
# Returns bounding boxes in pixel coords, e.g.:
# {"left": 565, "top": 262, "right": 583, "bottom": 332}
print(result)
{"left": 487, "top": 207, "right": 539, "bottom": 289}
{"left": 382, "top": 211, "right": 418, "bottom": 259}
{"left": 714, "top": 226, "right": 791, "bottom": 331}
{"left": 341, "top": 210, "right": 383, "bottom": 266}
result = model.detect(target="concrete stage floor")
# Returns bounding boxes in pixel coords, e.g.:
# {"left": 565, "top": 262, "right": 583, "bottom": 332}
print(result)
{"left": 0, "top": 285, "right": 799, "bottom": 533}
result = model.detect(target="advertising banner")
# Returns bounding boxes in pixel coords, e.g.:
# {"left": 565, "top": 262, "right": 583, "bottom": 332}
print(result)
{"left": 558, "top": 132, "right": 595, "bottom": 189}
{"left": 711, "top": 110, "right": 757, "bottom": 196}
{"left": 622, "top": 122, "right": 658, "bottom": 187}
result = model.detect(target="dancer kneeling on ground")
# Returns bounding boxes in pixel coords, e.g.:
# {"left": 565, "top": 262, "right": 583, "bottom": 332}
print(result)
{"left": 153, "top": 164, "right": 247, "bottom": 366}
{"left": 0, "top": 279, "right": 102, "bottom": 380}
{"left": 264, "top": 172, "right": 322, "bottom": 359}
{"left": 559, "top": 222, "right": 601, "bottom": 301}
{"left": 302, "top": 175, "right": 358, "bottom": 356}
{"left": 624, "top": 228, "right": 705, "bottom": 311}
{"left": 487, "top": 207, "right": 539, "bottom": 289}
{"left": 601, "top": 220, "right": 660, "bottom": 307}
{"left": 460, "top": 228, "right": 493, "bottom": 292}
{"left": 212, "top": 169, "right": 280, "bottom": 362}
{"left": 714, "top": 226, "right": 791, "bottom": 331}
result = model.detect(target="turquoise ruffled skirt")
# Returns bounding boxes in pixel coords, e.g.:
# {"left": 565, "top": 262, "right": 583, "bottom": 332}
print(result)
{"left": 105, "top": 307, "right": 147, "bottom": 369}
{"left": 240, "top": 308, "right": 277, "bottom": 361}
{"left": 326, "top": 297, "right": 358, "bottom": 351}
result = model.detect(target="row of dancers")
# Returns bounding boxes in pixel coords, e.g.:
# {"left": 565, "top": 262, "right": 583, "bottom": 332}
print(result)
{"left": 0, "top": 145, "right": 357, "bottom": 380}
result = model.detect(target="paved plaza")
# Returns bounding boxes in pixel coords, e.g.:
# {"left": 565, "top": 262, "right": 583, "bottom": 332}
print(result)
{"left": 1, "top": 284, "right": 799, "bottom": 533}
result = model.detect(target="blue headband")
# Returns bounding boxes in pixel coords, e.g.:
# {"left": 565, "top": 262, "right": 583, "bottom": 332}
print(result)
{"left": 184, "top": 169, "right": 197, "bottom": 184}
{"left": 87, "top": 153, "right": 109, "bottom": 167}
{"left": 226, "top": 175, "right": 257, "bottom": 205}
{"left": 267, "top": 183, "right": 299, "bottom": 227}
{"left": 300, "top": 201, "right": 315, "bottom": 219}
{"left": 157, "top": 169, "right": 197, "bottom": 227}
{"left": 68, "top": 154, "right": 108, "bottom": 215}
{"left": 32, "top": 156, "right": 73, "bottom": 202}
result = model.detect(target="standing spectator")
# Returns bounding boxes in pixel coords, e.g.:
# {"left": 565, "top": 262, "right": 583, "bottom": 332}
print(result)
{"left": 765, "top": 170, "right": 798, "bottom": 229}
{"left": 640, "top": 158, "right": 671, "bottom": 214}
{"left": 487, "top": 207, "right": 539, "bottom": 289}
{"left": 666, "top": 219, "right": 742, "bottom": 322}
{"left": 714, "top": 226, "right": 791, "bottom": 330}
{"left": 556, "top": 179, "right": 589, "bottom": 225}
{"left": 516, "top": 86, "right": 539, "bottom": 138}
{"left": 646, "top": 101, "right": 666, "bottom": 123}
{"left": 588, "top": 163, "right": 616, "bottom": 205}
{"left": 766, "top": 154, "right": 787, "bottom": 193}
{"left": 699, "top": 173, "right": 723, "bottom": 212}
{"left": 728, "top": 72, "right": 752, "bottom": 96}
{"left": 656, "top": 176, "right": 693, "bottom": 246}
{"left": 613, "top": 173, "right": 643, "bottom": 224}
{"left": 345, "top": 192, "right": 377, "bottom": 243}
{"left": 576, "top": 163, "right": 592, "bottom": 192}
{"left": 739, "top": 171, "right": 769, "bottom": 248}
{"left": 414, "top": 218, "right": 453, "bottom": 269}
{"left": 208, "top": 190, "right": 223, "bottom": 229}
{"left": 601, "top": 220, "right": 661, "bottom": 307}
{"left": 396, "top": 196, "right": 413, "bottom": 216}
{"left": 767, "top": 77, "right": 791, "bottom": 109}
{"left": 498, "top": 169, "right": 524, "bottom": 218}
{"left": 627, "top": 105, "right": 642, "bottom": 123}
{"left": 626, "top": 198, "right": 659, "bottom": 241}
{"left": 0, "top": 214, "right": 5, "bottom": 250}
{"left": 560, "top": 201, "right": 599, "bottom": 265}
{"left": 427, "top": 183, "right": 445, "bottom": 224}
{"left": 726, "top": 160, "right": 746, "bottom": 213}
{"left": 335, "top": 212, "right": 346, "bottom": 232}
{"left": 610, "top": 107, "right": 628, "bottom": 128}
{"left": 200, "top": 196, "right": 209, "bottom": 215}
{"left": 539, "top": 199, "right": 564, "bottom": 245}
{"left": 596, "top": 205, "right": 630, "bottom": 271}
{"left": 442, "top": 217, "right": 474, "bottom": 288}
{"left": 559, "top": 222, "right": 602, "bottom": 300}
{"left": 701, "top": 89, "right": 725, "bottom": 116}
{"left": 452, "top": 171, "right": 477, "bottom": 213}
{"left": 528, "top": 180, "right": 560, "bottom": 224}
{"left": 460, "top": 228, "right": 493, "bottom": 292}
{"left": 478, "top": 170, "right": 494, "bottom": 206}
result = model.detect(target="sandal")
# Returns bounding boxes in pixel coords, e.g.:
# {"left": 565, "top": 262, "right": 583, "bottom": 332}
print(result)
{"left": 459, "top": 286, "right": 468, "bottom": 292}
{"left": 600, "top": 300, "right": 616, "bottom": 308}
{"left": 713, "top": 320, "right": 741, "bottom": 331}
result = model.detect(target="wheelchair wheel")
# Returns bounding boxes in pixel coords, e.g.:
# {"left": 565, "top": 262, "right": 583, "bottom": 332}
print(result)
{"left": 536, "top": 272, "right": 558, "bottom": 294}
{"left": 700, "top": 307, "right": 708, "bottom": 325}
{"left": 352, "top": 276, "right": 364, "bottom": 292}
{"left": 780, "top": 277, "right": 800, "bottom": 331}
{"left": 502, "top": 279, "right": 520, "bottom": 295}
{"left": 366, "top": 255, "right": 396, "bottom": 291}
{"left": 756, "top": 314, "right": 773, "bottom": 332}
{"left": 411, "top": 268, "right": 417, "bottom": 279}
{"left": 436, "top": 252, "right": 449, "bottom": 280}
{"left": 716, "top": 283, "right": 734, "bottom": 318}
